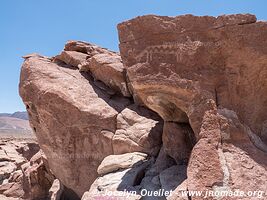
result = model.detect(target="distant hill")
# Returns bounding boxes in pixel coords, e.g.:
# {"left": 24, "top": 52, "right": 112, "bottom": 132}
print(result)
{"left": 0, "top": 113, "right": 11, "bottom": 117}
{"left": 0, "top": 116, "right": 30, "bottom": 130}
{"left": 0, "top": 111, "right": 28, "bottom": 120}
{"left": 0, "top": 111, "right": 32, "bottom": 135}
{"left": 10, "top": 111, "right": 29, "bottom": 120}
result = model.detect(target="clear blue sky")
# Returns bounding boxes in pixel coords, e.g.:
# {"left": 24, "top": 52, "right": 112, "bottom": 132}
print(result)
{"left": 1, "top": 0, "right": 266, "bottom": 113}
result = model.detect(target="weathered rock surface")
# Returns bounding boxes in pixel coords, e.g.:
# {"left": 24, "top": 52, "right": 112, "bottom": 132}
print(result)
{"left": 22, "top": 150, "right": 55, "bottom": 200}
{"left": 83, "top": 152, "right": 151, "bottom": 200}
{"left": 19, "top": 43, "right": 163, "bottom": 197}
{"left": 118, "top": 13, "right": 267, "bottom": 141}
{"left": 56, "top": 50, "right": 89, "bottom": 70}
{"left": 64, "top": 40, "right": 112, "bottom": 56}
{"left": 113, "top": 105, "right": 163, "bottom": 156}
{"left": 3, "top": 170, "right": 24, "bottom": 198}
{"left": 0, "top": 139, "right": 58, "bottom": 199}
{"left": 84, "top": 152, "right": 186, "bottom": 200}
{"left": 97, "top": 152, "right": 147, "bottom": 175}
{"left": 117, "top": 13, "right": 267, "bottom": 199}
{"left": 86, "top": 53, "right": 131, "bottom": 97}
{"left": 17, "top": 13, "right": 267, "bottom": 200}
{"left": 0, "top": 162, "right": 17, "bottom": 182}
{"left": 19, "top": 54, "right": 118, "bottom": 197}
{"left": 57, "top": 41, "right": 131, "bottom": 97}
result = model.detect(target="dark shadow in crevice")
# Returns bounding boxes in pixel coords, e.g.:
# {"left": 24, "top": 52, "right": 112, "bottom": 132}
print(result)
{"left": 53, "top": 58, "right": 78, "bottom": 70}
{"left": 116, "top": 157, "right": 188, "bottom": 199}
{"left": 16, "top": 142, "right": 40, "bottom": 160}
{"left": 116, "top": 159, "right": 153, "bottom": 191}
{"left": 163, "top": 121, "right": 196, "bottom": 166}
{"left": 179, "top": 122, "right": 197, "bottom": 163}
{"left": 54, "top": 58, "right": 134, "bottom": 113}
{"left": 59, "top": 186, "right": 80, "bottom": 200}
{"left": 116, "top": 121, "right": 195, "bottom": 199}
{"left": 80, "top": 71, "right": 134, "bottom": 113}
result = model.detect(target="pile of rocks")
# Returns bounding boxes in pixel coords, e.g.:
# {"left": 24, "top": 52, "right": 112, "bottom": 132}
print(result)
{"left": 0, "top": 138, "right": 56, "bottom": 199}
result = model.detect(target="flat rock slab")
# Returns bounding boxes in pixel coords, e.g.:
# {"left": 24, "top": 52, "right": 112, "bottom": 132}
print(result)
{"left": 97, "top": 152, "right": 148, "bottom": 175}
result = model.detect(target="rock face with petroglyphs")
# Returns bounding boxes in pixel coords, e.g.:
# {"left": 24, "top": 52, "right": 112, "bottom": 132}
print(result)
{"left": 117, "top": 13, "right": 267, "bottom": 199}
{"left": 18, "top": 13, "right": 267, "bottom": 200}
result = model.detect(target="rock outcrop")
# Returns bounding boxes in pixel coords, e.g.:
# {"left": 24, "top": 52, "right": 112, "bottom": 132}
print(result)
{"left": 117, "top": 13, "right": 267, "bottom": 199}
{"left": 56, "top": 41, "right": 131, "bottom": 97}
{"left": 19, "top": 41, "right": 163, "bottom": 198}
{"left": 0, "top": 139, "right": 56, "bottom": 199}
{"left": 21, "top": 150, "right": 55, "bottom": 200}
{"left": 18, "top": 13, "right": 267, "bottom": 200}
{"left": 118, "top": 14, "right": 267, "bottom": 140}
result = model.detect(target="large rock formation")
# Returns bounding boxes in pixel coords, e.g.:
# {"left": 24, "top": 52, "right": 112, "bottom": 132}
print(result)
{"left": 117, "top": 13, "right": 267, "bottom": 199}
{"left": 18, "top": 13, "right": 267, "bottom": 200}
{"left": 19, "top": 42, "right": 163, "bottom": 198}
{"left": 118, "top": 14, "right": 267, "bottom": 140}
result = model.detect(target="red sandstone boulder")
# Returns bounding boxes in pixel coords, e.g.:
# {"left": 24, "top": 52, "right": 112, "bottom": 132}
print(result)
{"left": 117, "top": 14, "right": 267, "bottom": 199}
{"left": 57, "top": 41, "right": 131, "bottom": 97}
{"left": 19, "top": 45, "right": 163, "bottom": 197}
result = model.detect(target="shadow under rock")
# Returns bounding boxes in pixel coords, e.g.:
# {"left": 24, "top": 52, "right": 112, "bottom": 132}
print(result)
{"left": 80, "top": 71, "right": 134, "bottom": 113}
{"left": 116, "top": 159, "right": 187, "bottom": 200}
{"left": 60, "top": 186, "right": 80, "bottom": 200}
{"left": 54, "top": 58, "right": 134, "bottom": 113}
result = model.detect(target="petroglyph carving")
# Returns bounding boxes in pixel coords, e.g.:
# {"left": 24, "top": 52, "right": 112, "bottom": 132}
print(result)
{"left": 136, "top": 39, "right": 203, "bottom": 64}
